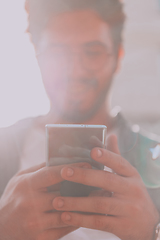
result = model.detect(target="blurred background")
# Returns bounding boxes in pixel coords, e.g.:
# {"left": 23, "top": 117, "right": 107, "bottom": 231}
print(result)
{"left": 112, "top": 0, "right": 160, "bottom": 135}
{"left": 0, "top": 0, "right": 160, "bottom": 134}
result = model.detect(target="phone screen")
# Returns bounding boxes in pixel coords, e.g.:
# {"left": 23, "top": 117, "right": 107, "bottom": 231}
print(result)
{"left": 46, "top": 124, "right": 107, "bottom": 169}
{"left": 46, "top": 124, "right": 107, "bottom": 197}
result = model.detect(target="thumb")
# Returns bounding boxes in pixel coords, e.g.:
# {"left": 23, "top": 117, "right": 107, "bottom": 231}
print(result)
{"left": 106, "top": 134, "right": 120, "bottom": 155}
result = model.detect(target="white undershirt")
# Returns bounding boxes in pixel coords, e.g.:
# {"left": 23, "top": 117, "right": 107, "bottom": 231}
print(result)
{"left": 60, "top": 228, "right": 120, "bottom": 240}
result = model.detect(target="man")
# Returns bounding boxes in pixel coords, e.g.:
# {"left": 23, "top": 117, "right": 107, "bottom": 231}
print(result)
{"left": 0, "top": 0, "right": 160, "bottom": 239}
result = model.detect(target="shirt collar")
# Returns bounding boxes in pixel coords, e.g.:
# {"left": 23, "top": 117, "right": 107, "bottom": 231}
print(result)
{"left": 110, "top": 107, "right": 138, "bottom": 154}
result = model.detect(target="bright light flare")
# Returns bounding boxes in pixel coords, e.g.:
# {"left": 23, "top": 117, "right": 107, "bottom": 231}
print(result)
{"left": 0, "top": 0, "right": 50, "bottom": 128}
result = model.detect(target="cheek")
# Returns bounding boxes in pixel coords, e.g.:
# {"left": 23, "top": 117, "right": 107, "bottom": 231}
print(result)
{"left": 38, "top": 57, "right": 69, "bottom": 96}
{"left": 97, "top": 58, "right": 116, "bottom": 88}
{"left": 94, "top": 70, "right": 112, "bottom": 93}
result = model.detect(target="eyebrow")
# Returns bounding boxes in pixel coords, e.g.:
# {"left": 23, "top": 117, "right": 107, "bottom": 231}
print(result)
{"left": 48, "top": 43, "right": 66, "bottom": 48}
{"left": 48, "top": 41, "right": 108, "bottom": 49}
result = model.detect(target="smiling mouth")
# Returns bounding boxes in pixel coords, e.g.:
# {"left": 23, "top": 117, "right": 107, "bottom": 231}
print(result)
{"left": 69, "top": 85, "right": 90, "bottom": 95}
{"left": 67, "top": 78, "right": 98, "bottom": 96}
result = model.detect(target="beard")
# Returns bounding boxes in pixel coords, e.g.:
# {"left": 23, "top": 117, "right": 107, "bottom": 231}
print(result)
{"left": 53, "top": 76, "right": 113, "bottom": 123}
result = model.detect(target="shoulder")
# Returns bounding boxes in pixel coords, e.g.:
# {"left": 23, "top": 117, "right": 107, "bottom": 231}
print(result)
{"left": 113, "top": 111, "right": 160, "bottom": 189}
{"left": 0, "top": 117, "right": 33, "bottom": 137}
{"left": 136, "top": 132, "right": 160, "bottom": 211}
{"left": 111, "top": 110, "right": 160, "bottom": 209}
{"left": 0, "top": 117, "right": 39, "bottom": 196}
{"left": 0, "top": 116, "right": 42, "bottom": 140}
{"left": 121, "top": 123, "right": 160, "bottom": 190}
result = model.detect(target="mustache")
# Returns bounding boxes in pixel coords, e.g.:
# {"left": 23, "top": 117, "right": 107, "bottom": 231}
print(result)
{"left": 67, "top": 78, "right": 98, "bottom": 88}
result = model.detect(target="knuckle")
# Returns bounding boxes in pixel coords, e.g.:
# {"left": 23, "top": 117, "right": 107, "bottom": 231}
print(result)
{"left": 93, "top": 199, "right": 105, "bottom": 213}
{"left": 24, "top": 218, "right": 38, "bottom": 232}
{"left": 26, "top": 217, "right": 43, "bottom": 233}
{"left": 129, "top": 203, "right": 142, "bottom": 216}
{"left": 27, "top": 220, "right": 36, "bottom": 231}
{"left": 120, "top": 177, "right": 130, "bottom": 193}
{"left": 117, "top": 156, "right": 127, "bottom": 172}
{"left": 93, "top": 216, "right": 105, "bottom": 230}
{"left": 105, "top": 172, "right": 117, "bottom": 189}
{"left": 122, "top": 219, "right": 132, "bottom": 233}
{"left": 45, "top": 168, "right": 56, "bottom": 185}
{"left": 131, "top": 183, "right": 143, "bottom": 197}
{"left": 68, "top": 199, "right": 75, "bottom": 210}
{"left": 107, "top": 202, "right": 118, "bottom": 215}
{"left": 53, "top": 214, "right": 62, "bottom": 227}
{"left": 80, "top": 169, "right": 89, "bottom": 184}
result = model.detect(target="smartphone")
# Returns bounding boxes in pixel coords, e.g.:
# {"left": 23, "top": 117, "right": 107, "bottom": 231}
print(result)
{"left": 46, "top": 124, "right": 107, "bottom": 197}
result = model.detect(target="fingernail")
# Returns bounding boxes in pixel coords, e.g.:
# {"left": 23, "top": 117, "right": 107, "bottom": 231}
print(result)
{"left": 57, "top": 199, "right": 64, "bottom": 208}
{"left": 65, "top": 213, "right": 71, "bottom": 221}
{"left": 67, "top": 168, "right": 74, "bottom": 177}
{"left": 97, "top": 149, "right": 103, "bottom": 158}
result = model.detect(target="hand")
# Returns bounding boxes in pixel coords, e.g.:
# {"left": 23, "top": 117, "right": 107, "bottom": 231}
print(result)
{"left": 57, "top": 135, "right": 104, "bottom": 170}
{"left": 53, "top": 135, "right": 160, "bottom": 240}
{"left": 0, "top": 162, "right": 89, "bottom": 240}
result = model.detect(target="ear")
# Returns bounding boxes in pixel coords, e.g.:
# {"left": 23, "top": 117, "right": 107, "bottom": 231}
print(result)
{"left": 25, "top": 0, "right": 30, "bottom": 34}
{"left": 115, "top": 45, "right": 124, "bottom": 73}
{"left": 25, "top": 0, "right": 29, "bottom": 13}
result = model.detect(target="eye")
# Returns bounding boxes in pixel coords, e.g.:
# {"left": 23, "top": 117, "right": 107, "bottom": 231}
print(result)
{"left": 86, "top": 50, "right": 103, "bottom": 57}
{"left": 47, "top": 45, "right": 69, "bottom": 58}
{"left": 84, "top": 44, "right": 106, "bottom": 58}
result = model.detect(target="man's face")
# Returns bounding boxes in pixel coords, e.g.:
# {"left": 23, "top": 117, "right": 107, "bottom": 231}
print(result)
{"left": 37, "top": 10, "right": 118, "bottom": 122}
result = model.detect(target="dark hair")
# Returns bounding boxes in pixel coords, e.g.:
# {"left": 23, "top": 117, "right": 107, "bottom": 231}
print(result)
{"left": 26, "top": 0, "right": 126, "bottom": 51}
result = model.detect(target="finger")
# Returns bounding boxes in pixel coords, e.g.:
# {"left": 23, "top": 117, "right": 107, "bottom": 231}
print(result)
{"left": 59, "top": 144, "right": 90, "bottom": 158}
{"left": 61, "top": 212, "right": 119, "bottom": 233}
{"left": 91, "top": 148, "right": 137, "bottom": 177}
{"left": 39, "top": 226, "right": 78, "bottom": 240}
{"left": 49, "top": 157, "right": 92, "bottom": 166}
{"left": 53, "top": 196, "right": 126, "bottom": 216}
{"left": 17, "top": 162, "right": 45, "bottom": 175}
{"left": 47, "top": 183, "right": 61, "bottom": 192}
{"left": 89, "top": 136, "right": 104, "bottom": 148}
{"left": 36, "top": 191, "right": 60, "bottom": 212}
{"left": 89, "top": 189, "right": 112, "bottom": 197}
{"left": 42, "top": 212, "right": 72, "bottom": 229}
{"left": 61, "top": 167, "right": 130, "bottom": 194}
{"left": 29, "top": 162, "right": 91, "bottom": 189}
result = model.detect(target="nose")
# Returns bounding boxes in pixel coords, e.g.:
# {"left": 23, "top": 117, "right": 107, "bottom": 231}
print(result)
{"left": 67, "top": 51, "right": 87, "bottom": 79}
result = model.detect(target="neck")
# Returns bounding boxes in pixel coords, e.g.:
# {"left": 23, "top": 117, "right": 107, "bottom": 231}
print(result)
{"left": 81, "top": 102, "right": 112, "bottom": 129}
{"left": 45, "top": 100, "right": 113, "bottom": 130}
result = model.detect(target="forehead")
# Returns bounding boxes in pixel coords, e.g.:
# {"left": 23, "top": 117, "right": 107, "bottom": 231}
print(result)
{"left": 40, "top": 10, "right": 112, "bottom": 48}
